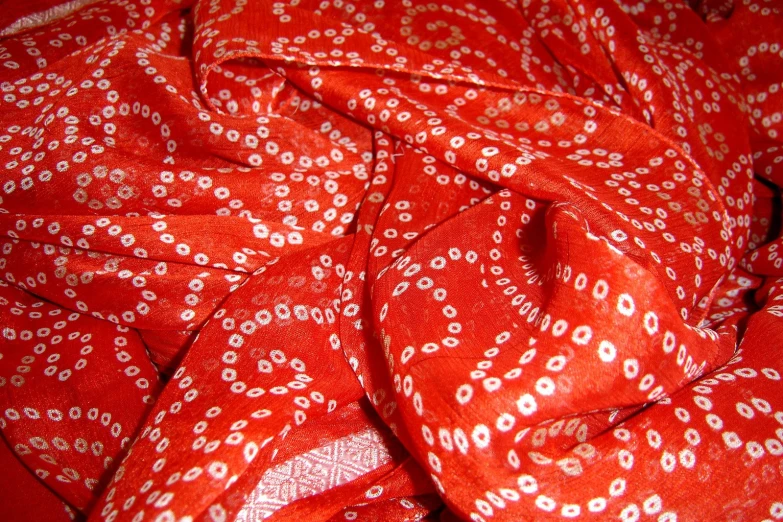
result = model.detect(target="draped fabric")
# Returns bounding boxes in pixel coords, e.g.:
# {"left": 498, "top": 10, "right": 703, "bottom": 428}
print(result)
{"left": 1, "top": 0, "right": 782, "bottom": 520}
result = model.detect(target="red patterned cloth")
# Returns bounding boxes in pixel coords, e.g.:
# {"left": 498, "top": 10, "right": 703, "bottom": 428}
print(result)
{"left": 1, "top": 0, "right": 782, "bottom": 520}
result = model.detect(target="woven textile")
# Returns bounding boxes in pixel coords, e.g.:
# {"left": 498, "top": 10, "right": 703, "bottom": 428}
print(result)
{"left": 1, "top": 0, "right": 783, "bottom": 520}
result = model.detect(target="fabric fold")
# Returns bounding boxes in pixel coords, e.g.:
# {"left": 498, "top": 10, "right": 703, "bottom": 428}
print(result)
{"left": 1, "top": 0, "right": 782, "bottom": 521}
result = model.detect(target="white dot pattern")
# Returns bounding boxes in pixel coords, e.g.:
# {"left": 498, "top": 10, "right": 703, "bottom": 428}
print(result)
{"left": 0, "top": 0, "right": 782, "bottom": 520}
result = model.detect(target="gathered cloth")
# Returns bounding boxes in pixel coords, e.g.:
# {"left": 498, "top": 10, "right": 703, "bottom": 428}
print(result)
{"left": 1, "top": 0, "right": 783, "bottom": 520}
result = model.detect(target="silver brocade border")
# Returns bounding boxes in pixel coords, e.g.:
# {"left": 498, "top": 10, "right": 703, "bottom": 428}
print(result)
{"left": 0, "top": 0, "right": 101, "bottom": 38}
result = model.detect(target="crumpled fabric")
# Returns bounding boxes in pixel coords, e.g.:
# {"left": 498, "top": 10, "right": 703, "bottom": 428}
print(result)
{"left": 1, "top": 0, "right": 782, "bottom": 520}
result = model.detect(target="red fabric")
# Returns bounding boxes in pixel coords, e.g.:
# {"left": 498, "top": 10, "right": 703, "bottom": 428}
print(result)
{"left": 1, "top": 0, "right": 782, "bottom": 521}
{"left": 0, "top": 434, "right": 76, "bottom": 521}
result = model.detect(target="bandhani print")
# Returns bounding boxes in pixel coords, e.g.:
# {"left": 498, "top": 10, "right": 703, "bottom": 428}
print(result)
{"left": 1, "top": 0, "right": 783, "bottom": 520}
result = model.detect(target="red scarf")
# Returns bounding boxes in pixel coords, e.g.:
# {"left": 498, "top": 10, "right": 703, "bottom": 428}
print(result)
{"left": 1, "top": 0, "right": 782, "bottom": 520}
